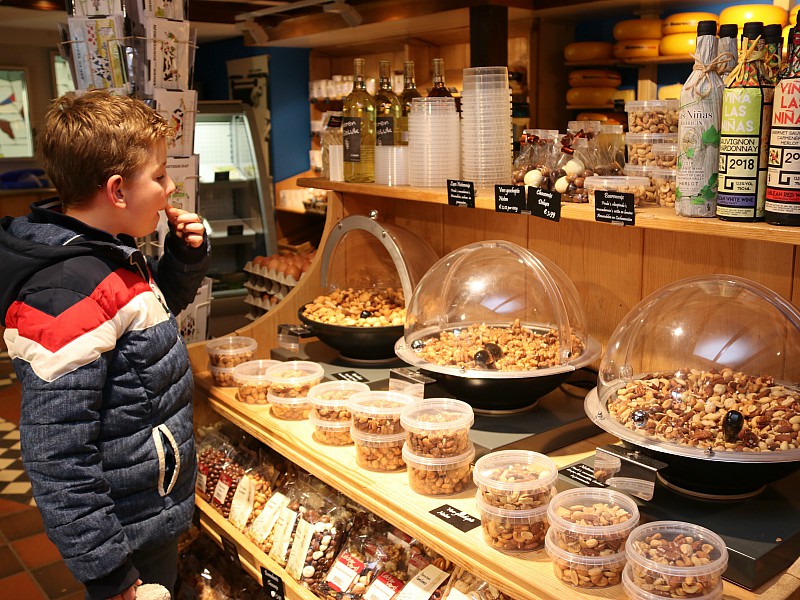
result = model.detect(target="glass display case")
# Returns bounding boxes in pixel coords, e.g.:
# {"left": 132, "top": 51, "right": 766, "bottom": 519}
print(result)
{"left": 194, "top": 100, "right": 277, "bottom": 333}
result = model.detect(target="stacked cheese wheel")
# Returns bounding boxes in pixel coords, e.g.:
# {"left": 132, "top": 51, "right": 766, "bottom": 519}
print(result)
{"left": 612, "top": 18, "right": 661, "bottom": 59}
{"left": 660, "top": 11, "right": 718, "bottom": 56}
{"left": 565, "top": 68, "right": 622, "bottom": 108}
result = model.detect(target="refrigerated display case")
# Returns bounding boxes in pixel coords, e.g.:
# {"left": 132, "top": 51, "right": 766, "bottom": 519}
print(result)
{"left": 194, "top": 100, "right": 277, "bottom": 335}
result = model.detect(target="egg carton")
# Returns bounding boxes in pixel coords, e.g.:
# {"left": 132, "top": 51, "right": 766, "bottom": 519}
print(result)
{"left": 243, "top": 261, "right": 305, "bottom": 287}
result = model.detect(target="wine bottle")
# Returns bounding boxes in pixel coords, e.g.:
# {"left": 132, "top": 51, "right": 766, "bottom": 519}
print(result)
{"left": 374, "top": 59, "right": 402, "bottom": 147}
{"left": 428, "top": 58, "right": 452, "bottom": 97}
{"left": 343, "top": 58, "right": 376, "bottom": 183}
{"left": 717, "top": 24, "right": 739, "bottom": 79}
{"left": 399, "top": 60, "right": 421, "bottom": 145}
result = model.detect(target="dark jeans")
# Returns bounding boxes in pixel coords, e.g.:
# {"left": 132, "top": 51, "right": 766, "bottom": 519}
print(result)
{"left": 84, "top": 539, "right": 178, "bottom": 599}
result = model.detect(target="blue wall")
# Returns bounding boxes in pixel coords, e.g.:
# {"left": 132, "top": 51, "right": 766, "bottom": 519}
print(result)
{"left": 195, "top": 40, "right": 311, "bottom": 182}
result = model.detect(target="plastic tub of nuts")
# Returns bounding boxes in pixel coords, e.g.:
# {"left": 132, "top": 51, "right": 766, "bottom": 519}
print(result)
{"left": 402, "top": 443, "right": 475, "bottom": 496}
{"left": 265, "top": 361, "right": 324, "bottom": 399}
{"left": 476, "top": 492, "right": 549, "bottom": 553}
{"left": 626, "top": 133, "right": 678, "bottom": 167}
{"left": 209, "top": 365, "right": 236, "bottom": 387}
{"left": 584, "top": 175, "right": 651, "bottom": 207}
{"left": 400, "top": 398, "right": 474, "bottom": 458}
{"left": 625, "top": 521, "right": 729, "bottom": 599}
{"left": 233, "top": 359, "right": 280, "bottom": 405}
{"left": 652, "top": 167, "right": 677, "bottom": 208}
{"left": 622, "top": 564, "right": 723, "bottom": 600}
{"left": 544, "top": 528, "right": 626, "bottom": 589}
{"left": 268, "top": 394, "right": 313, "bottom": 420}
{"left": 473, "top": 450, "right": 558, "bottom": 510}
{"left": 625, "top": 99, "right": 679, "bottom": 134}
{"left": 349, "top": 391, "right": 415, "bottom": 435}
{"left": 350, "top": 427, "right": 406, "bottom": 471}
{"left": 547, "top": 488, "right": 639, "bottom": 556}
{"left": 310, "top": 415, "right": 352, "bottom": 445}
{"left": 652, "top": 142, "right": 678, "bottom": 169}
{"left": 622, "top": 164, "right": 656, "bottom": 204}
{"left": 308, "top": 380, "right": 370, "bottom": 422}
{"left": 206, "top": 336, "right": 257, "bottom": 368}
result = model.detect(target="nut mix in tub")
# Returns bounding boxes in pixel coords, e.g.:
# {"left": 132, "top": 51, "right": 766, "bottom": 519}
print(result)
{"left": 402, "top": 443, "right": 475, "bottom": 496}
{"left": 544, "top": 528, "right": 627, "bottom": 589}
{"left": 308, "top": 380, "right": 370, "bottom": 422}
{"left": 350, "top": 427, "right": 406, "bottom": 472}
{"left": 348, "top": 390, "right": 415, "bottom": 435}
{"left": 233, "top": 359, "right": 280, "bottom": 404}
{"left": 400, "top": 398, "right": 474, "bottom": 458}
{"left": 473, "top": 450, "right": 558, "bottom": 510}
{"left": 476, "top": 492, "right": 549, "bottom": 553}
{"left": 206, "top": 336, "right": 258, "bottom": 368}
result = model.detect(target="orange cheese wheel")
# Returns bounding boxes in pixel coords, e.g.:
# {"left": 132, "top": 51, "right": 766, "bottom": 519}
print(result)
{"left": 566, "top": 87, "right": 617, "bottom": 107}
{"left": 614, "top": 18, "right": 663, "bottom": 40}
{"left": 568, "top": 69, "right": 622, "bottom": 88}
{"left": 662, "top": 12, "right": 718, "bottom": 35}
{"left": 660, "top": 32, "right": 697, "bottom": 56}
{"left": 719, "top": 4, "right": 788, "bottom": 29}
{"left": 613, "top": 39, "right": 661, "bottom": 59}
{"left": 564, "top": 41, "right": 614, "bottom": 62}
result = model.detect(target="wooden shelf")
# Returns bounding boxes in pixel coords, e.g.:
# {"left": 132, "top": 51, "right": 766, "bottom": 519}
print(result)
{"left": 196, "top": 495, "right": 318, "bottom": 600}
{"left": 295, "top": 178, "right": 800, "bottom": 247}
{"left": 194, "top": 376, "right": 772, "bottom": 600}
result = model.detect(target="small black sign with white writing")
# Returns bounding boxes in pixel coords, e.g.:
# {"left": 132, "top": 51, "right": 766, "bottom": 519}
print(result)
{"left": 221, "top": 536, "right": 241, "bottom": 567}
{"left": 447, "top": 180, "right": 475, "bottom": 207}
{"left": 376, "top": 116, "right": 395, "bottom": 146}
{"left": 326, "top": 114, "right": 343, "bottom": 128}
{"left": 495, "top": 185, "right": 526, "bottom": 214}
{"left": 529, "top": 188, "right": 562, "bottom": 222}
{"left": 560, "top": 462, "right": 607, "bottom": 489}
{"left": 261, "top": 566, "right": 286, "bottom": 600}
{"left": 430, "top": 504, "right": 481, "bottom": 532}
{"left": 342, "top": 117, "right": 362, "bottom": 163}
{"left": 594, "top": 190, "right": 635, "bottom": 226}
{"left": 331, "top": 370, "right": 369, "bottom": 382}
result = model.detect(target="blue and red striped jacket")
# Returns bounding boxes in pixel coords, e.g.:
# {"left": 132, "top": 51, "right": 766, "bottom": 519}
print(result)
{"left": 0, "top": 199, "right": 209, "bottom": 599}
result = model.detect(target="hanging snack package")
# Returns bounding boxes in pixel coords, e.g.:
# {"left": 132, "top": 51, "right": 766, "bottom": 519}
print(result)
{"left": 245, "top": 473, "right": 300, "bottom": 554}
{"left": 441, "top": 567, "right": 514, "bottom": 600}
{"left": 209, "top": 446, "right": 258, "bottom": 520}
{"left": 227, "top": 453, "right": 284, "bottom": 532}
{"left": 269, "top": 476, "right": 333, "bottom": 566}
{"left": 195, "top": 431, "right": 233, "bottom": 503}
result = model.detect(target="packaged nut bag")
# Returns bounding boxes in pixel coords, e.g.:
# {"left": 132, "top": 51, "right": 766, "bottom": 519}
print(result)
{"left": 195, "top": 432, "right": 234, "bottom": 503}
{"left": 210, "top": 446, "right": 258, "bottom": 520}
{"left": 441, "top": 567, "right": 514, "bottom": 600}
{"left": 227, "top": 452, "right": 285, "bottom": 531}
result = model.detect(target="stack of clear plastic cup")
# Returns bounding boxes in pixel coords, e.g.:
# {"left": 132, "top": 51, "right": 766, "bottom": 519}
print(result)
{"left": 408, "top": 97, "right": 460, "bottom": 188}
{"left": 460, "top": 66, "right": 512, "bottom": 188}
{"left": 375, "top": 145, "right": 409, "bottom": 186}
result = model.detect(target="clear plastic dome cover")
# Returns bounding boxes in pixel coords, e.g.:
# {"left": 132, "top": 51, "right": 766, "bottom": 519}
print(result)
{"left": 396, "top": 240, "right": 597, "bottom": 377}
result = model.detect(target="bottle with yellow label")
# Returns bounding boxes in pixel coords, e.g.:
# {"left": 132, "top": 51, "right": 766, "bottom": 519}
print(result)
{"left": 343, "top": 58, "right": 376, "bottom": 183}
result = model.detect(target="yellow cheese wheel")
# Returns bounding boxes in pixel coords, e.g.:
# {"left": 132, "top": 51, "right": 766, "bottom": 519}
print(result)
{"left": 566, "top": 86, "right": 617, "bottom": 107}
{"left": 614, "top": 18, "right": 663, "bottom": 40}
{"left": 792, "top": 5, "right": 799, "bottom": 25}
{"left": 662, "top": 12, "right": 718, "bottom": 35}
{"left": 613, "top": 39, "right": 661, "bottom": 59}
{"left": 568, "top": 69, "right": 622, "bottom": 88}
{"left": 575, "top": 112, "right": 627, "bottom": 125}
{"left": 564, "top": 41, "right": 614, "bottom": 62}
{"left": 658, "top": 83, "right": 683, "bottom": 100}
{"left": 719, "top": 4, "right": 788, "bottom": 29}
{"left": 660, "top": 32, "right": 697, "bottom": 56}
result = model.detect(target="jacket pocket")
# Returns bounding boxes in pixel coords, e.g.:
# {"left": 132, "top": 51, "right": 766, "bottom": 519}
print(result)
{"left": 152, "top": 424, "right": 181, "bottom": 496}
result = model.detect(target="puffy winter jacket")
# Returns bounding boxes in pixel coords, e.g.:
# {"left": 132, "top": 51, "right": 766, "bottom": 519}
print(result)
{"left": 0, "top": 199, "right": 209, "bottom": 599}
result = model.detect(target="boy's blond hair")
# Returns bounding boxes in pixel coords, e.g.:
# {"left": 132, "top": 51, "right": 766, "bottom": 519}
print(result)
{"left": 37, "top": 90, "right": 173, "bottom": 208}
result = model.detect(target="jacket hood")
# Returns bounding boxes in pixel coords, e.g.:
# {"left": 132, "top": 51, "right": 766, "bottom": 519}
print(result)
{"left": 0, "top": 199, "right": 135, "bottom": 325}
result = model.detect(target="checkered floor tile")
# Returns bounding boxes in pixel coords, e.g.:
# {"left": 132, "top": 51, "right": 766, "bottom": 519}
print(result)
{"left": 0, "top": 417, "right": 34, "bottom": 506}
{"left": 0, "top": 350, "right": 15, "bottom": 387}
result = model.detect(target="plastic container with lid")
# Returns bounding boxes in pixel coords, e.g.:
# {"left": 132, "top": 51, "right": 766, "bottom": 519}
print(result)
{"left": 349, "top": 390, "right": 415, "bottom": 435}
{"left": 625, "top": 99, "right": 679, "bottom": 134}
{"left": 622, "top": 564, "right": 723, "bottom": 600}
{"left": 206, "top": 336, "right": 258, "bottom": 368}
{"left": 584, "top": 175, "right": 651, "bottom": 206}
{"left": 350, "top": 427, "right": 406, "bottom": 471}
{"left": 544, "top": 529, "right": 626, "bottom": 589}
{"left": 473, "top": 450, "right": 558, "bottom": 510}
{"left": 622, "top": 164, "right": 656, "bottom": 204}
{"left": 310, "top": 415, "right": 352, "bottom": 445}
{"left": 652, "top": 142, "right": 678, "bottom": 169}
{"left": 402, "top": 443, "right": 475, "bottom": 496}
{"left": 625, "top": 521, "right": 729, "bottom": 598}
{"left": 232, "top": 359, "right": 280, "bottom": 405}
{"left": 547, "top": 488, "right": 639, "bottom": 556}
{"left": 626, "top": 132, "right": 678, "bottom": 166}
{"left": 651, "top": 167, "right": 677, "bottom": 208}
{"left": 209, "top": 364, "right": 236, "bottom": 387}
{"left": 264, "top": 361, "right": 324, "bottom": 401}
{"left": 476, "top": 493, "right": 549, "bottom": 553}
{"left": 400, "top": 398, "right": 474, "bottom": 458}
{"left": 308, "top": 380, "right": 370, "bottom": 422}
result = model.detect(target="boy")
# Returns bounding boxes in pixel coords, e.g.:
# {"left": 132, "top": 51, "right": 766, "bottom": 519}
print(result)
{"left": 0, "top": 90, "right": 209, "bottom": 600}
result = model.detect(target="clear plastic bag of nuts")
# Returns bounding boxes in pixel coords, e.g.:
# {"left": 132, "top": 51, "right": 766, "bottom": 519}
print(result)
{"left": 227, "top": 451, "right": 286, "bottom": 531}
{"left": 441, "top": 566, "right": 514, "bottom": 600}
{"left": 210, "top": 446, "right": 258, "bottom": 520}
{"left": 244, "top": 473, "right": 300, "bottom": 554}
{"left": 195, "top": 431, "right": 234, "bottom": 503}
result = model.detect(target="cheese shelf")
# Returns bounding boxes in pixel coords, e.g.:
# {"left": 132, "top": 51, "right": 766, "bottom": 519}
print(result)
{"left": 194, "top": 372, "right": 768, "bottom": 600}
{"left": 296, "top": 178, "right": 800, "bottom": 247}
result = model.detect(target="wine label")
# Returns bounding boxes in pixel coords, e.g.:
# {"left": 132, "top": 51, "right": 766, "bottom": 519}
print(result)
{"left": 343, "top": 117, "right": 363, "bottom": 162}
{"left": 376, "top": 116, "right": 395, "bottom": 146}
{"left": 718, "top": 86, "right": 774, "bottom": 219}
{"left": 676, "top": 98, "right": 722, "bottom": 218}
{"left": 766, "top": 78, "right": 800, "bottom": 213}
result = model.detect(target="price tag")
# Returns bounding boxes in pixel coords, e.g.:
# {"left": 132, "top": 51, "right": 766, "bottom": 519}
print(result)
{"left": 343, "top": 117, "right": 362, "bottom": 163}
{"left": 494, "top": 184, "right": 526, "bottom": 214}
{"left": 529, "top": 188, "right": 561, "bottom": 222}
{"left": 332, "top": 370, "right": 369, "bottom": 382}
{"left": 261, "top": 566, "right": 286, "bottom": 600}
{"left": 429, "top": 504, "right": 481, "bottom": 532}
{"left": 221, "top": 535, "right": 241, "bottom": 568}
{"left": 594, "top": 191, "right": 636, "bottom": 226}
{"left": 559, "top": 462, "right": 607, "bottom": 488}
{"left": 447, "top": 180, "right": 475, "bottom": 207}
{"left": 364, "top": 572, "right": 405, "bottom": 600}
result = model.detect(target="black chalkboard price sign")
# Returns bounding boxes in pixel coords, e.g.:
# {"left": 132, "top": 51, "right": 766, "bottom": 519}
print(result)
{"left": 447, "top": 180, "right": 475, "bottom": 207}
{"left": 528, "top": 188, "right": 561, "bottom": 222}
{"left": 495, "top": 184, "right": 526, "bottom": 214}
{"left": 594, "top": 190, "right": 635, "bottom": 226}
